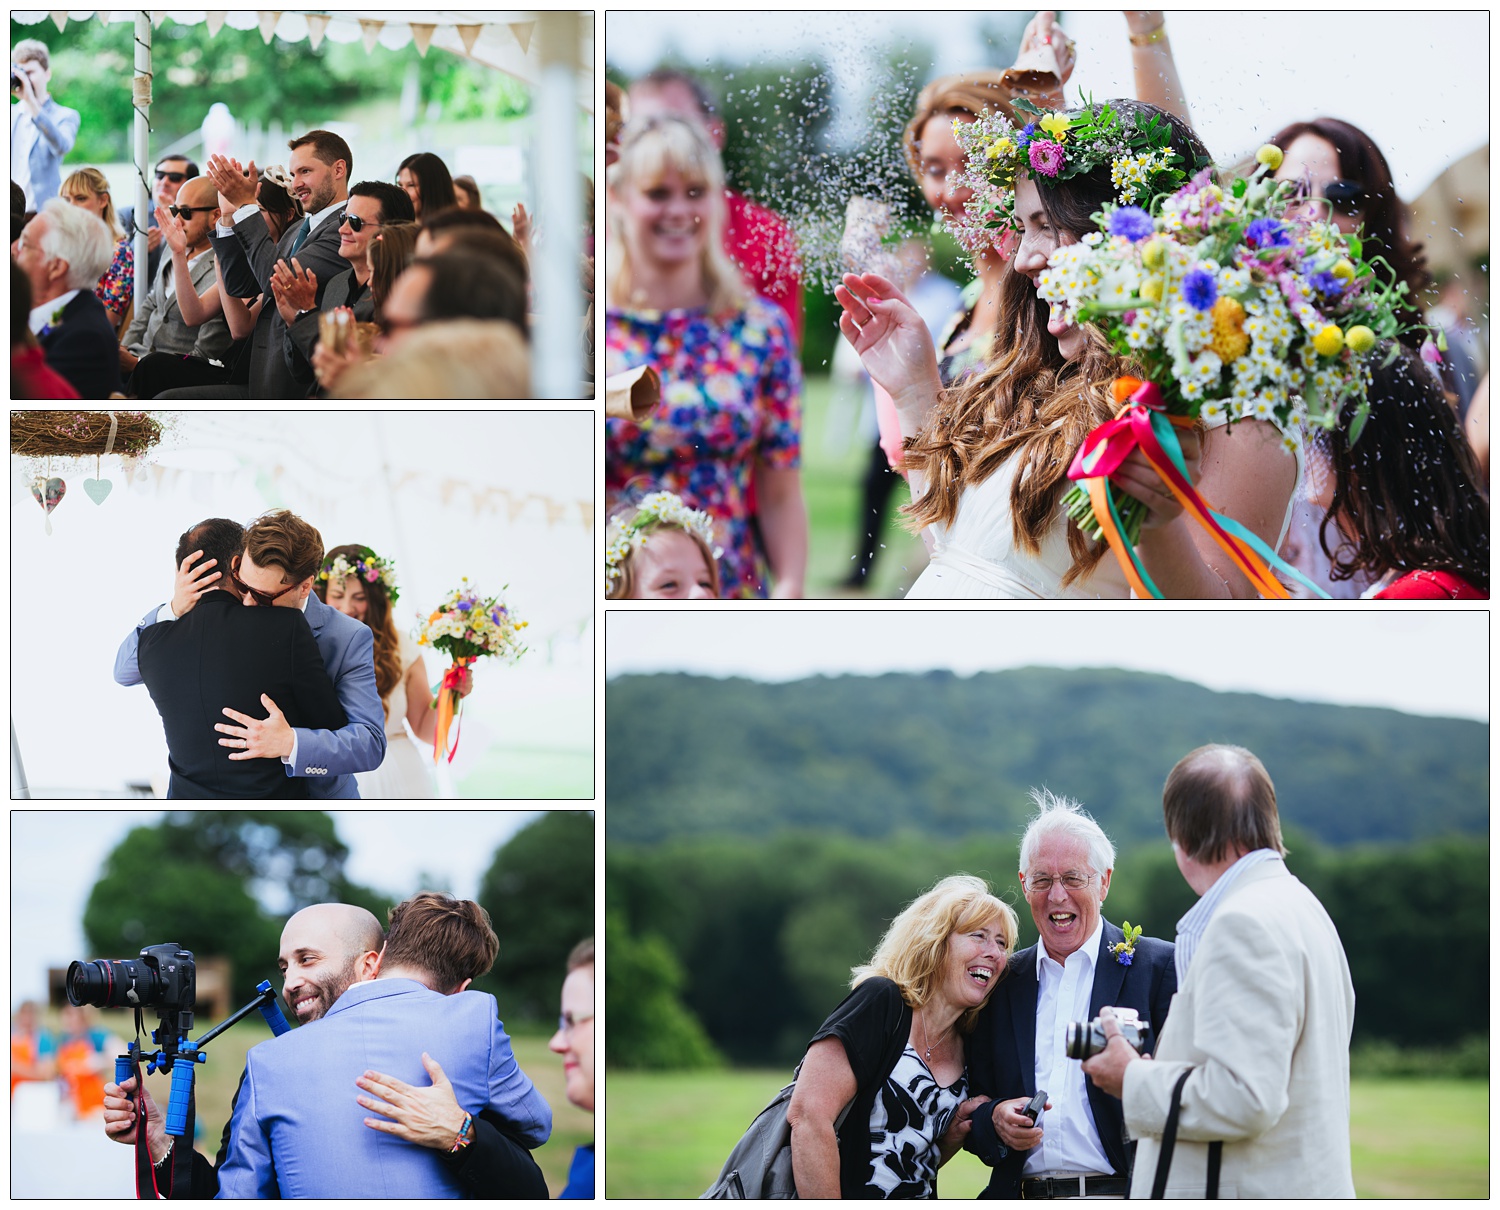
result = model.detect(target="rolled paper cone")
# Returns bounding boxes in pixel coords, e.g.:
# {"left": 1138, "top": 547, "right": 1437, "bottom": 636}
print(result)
{"left": 606, "top": 364, "right": 660, "bottom": 423}
{"left": 1001, "top": 40, "right": 1061, "bottom": 99}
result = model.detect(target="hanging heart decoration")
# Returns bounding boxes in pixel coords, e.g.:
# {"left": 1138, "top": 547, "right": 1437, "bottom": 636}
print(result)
{"left": 84, "top": 478, "right": 113, "bottom": 504}
{"left": 31, "top": 475, "right": 66, "bottom": 536}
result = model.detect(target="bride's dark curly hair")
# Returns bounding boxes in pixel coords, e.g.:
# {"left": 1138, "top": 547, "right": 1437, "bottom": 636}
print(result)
{"left": 901, "top": 101, "right": 1213, "bottom": 585}
{"left": 315, "top": 543, "right": 404, "bottom": 711}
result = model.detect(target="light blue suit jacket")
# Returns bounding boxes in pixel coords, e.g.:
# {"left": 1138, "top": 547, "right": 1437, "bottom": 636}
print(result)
{"left": 114, "top": 591, "right": 385, "bottom": 797}
{"left": 215, "top": 979, "right": 552, "bottom": 1198}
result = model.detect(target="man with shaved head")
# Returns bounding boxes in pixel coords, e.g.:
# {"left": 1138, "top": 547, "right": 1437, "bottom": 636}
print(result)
{"left": 1082, "top": 744, "right": 1356, "bottom": 1198}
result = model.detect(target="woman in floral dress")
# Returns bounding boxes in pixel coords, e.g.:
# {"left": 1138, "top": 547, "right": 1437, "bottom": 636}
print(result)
{"left": 605, "top": 115, "right": 807, "bottom": 599}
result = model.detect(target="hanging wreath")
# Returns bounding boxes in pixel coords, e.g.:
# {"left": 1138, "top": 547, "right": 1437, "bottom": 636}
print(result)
{"left": 10, "top": 411, "right": 166, "bottom": 458}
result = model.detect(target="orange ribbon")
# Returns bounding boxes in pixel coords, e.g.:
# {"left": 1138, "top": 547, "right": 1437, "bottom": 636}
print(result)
{"left": 432, "top": 656, "right": 475, "bottom": 764}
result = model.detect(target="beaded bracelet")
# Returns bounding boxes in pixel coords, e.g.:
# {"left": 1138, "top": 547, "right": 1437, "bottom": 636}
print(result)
{"left": 449, "top": 1111, "right": 474, "bottom": 1154}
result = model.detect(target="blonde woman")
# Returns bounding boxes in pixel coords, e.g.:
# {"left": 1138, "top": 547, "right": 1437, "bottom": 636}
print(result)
{"left": 786, "top": 875, "right": 1018, "bottom": 1198}
{"left": 605, "top": 115, "right": 806, "bottom": 599}
{"left": 61, "top": 167, "right": 132, "bottom": 327}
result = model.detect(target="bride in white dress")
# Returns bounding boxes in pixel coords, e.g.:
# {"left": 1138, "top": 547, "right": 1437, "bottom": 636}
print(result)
{"left": 836, "top": 101, "right": 1301, "bottom": 599}
{"left": 317, "top": 544, "right": 471, "bottom": 799}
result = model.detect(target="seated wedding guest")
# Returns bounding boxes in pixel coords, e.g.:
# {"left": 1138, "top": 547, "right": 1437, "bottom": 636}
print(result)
{"left": 308, "top": 222, "right": 420, "bottom": 395}
{"left": 127, "top": 166, "right": 300, "bottom": 398}
{"left": 383, "top": 251, "right": 529, "bottom": 339}
{"left": 277, "top": 180, "right": 414, "bottom": 390}
{"left": 605, "top": 491, "right": 722, "bottom": 600}
{"left": 120, "top": 154, "right": 197, "bottom": 288}
{"left": 397, "top": 151, "right": 457, "bottom": 219}
{"left": 452, "top": 174, "right": 481, "bottom": 210}
{"left": 11, "top": 260, "right": 79, "bottom": 398}
{"left": 550, "top": 939, "right": 595, "bottom": 1199}
{"left": 61, "top": 167, "right": 133, "bottom": 329}
{"left": 1316, "top": 344, "right": 1488, "bottom": 599}
{"left": 118, "top": 175, "right": 233, "bottom": 389}
{"left": 414, "top": 205, "right": 527, "bottom": 277}
{"left": 333, "top": 319, "right": 529, "bottom": 399}
{"left": 11, "top": 196, "right": 117, "bottom": 397}
{"left": 784, "top": 875, "right": 1015, "bottom": 1198}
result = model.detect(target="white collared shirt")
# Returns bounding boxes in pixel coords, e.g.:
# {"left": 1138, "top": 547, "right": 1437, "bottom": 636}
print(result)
{"left": 1174, "top": 848, "right": 1283, "bottom": 984}
{"left": 1025, "top": 916, "right": 1115, "bottom": 1177}
{"left": 219, "top": 196, "right": 345, "bottom": 237}
{"left": 29, "top": 290, "right": 80, "bottom": 335}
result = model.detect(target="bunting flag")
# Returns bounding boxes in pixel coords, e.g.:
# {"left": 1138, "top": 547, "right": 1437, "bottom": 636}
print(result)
{"left": 508, "top": 21, "right": 535, "bottom": 54}
{"left": 256, "top": 11, "right": 280, "bottom": 44}
{"left": 304, "top": 13, "right": 329, "bottom": 50}
{"left": 456, "top": 23, "right": 482, "bottom": 55}
{"left": 358, "top": 19, "right": 384, "bottom": 52}
{"left": 48, "top": 10, "right": 66, "bottom": 31}
{"left": 409, "top": 22, "right": 436, "bottom": 56}
{"left": 204, "top": 10, "right": 226, "bottom": 38}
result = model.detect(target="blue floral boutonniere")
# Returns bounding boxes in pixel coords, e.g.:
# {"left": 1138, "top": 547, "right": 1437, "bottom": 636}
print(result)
{"left": 37, "top": 302, "right": 65, "bottom": 341}
{"left": 1110, "top": 922, "right": 1143, "bottom": 967}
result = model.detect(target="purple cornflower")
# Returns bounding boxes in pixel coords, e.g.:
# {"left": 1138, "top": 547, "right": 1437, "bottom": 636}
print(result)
{"left": 1244, "top": 217, "right": 1289, "bottom": 249}
{"left": 1029, "top": 140, "right": 1064, "bottom": 178}
{"left": 1308, "top": 271, "right": 1344, "bottom": 296}
{"left": 1182, "top": 268, "right": 1218, "bottom": 312}
{"left": 1117, "top": 951, "right": 1134, "bottom": 967}
{"left": 1108, "top": 206, "right": 1155, "bottom": 242}
{"left": 1017, "top": 121, "right": 1037, "bottom": 148}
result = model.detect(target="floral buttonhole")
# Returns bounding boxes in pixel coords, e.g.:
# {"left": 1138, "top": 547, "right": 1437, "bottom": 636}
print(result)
{"left": 1110, "top": 921, "right": 1144, "bottom": 966}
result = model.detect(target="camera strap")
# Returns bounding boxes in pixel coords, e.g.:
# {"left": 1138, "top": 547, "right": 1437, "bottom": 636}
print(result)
{"left": 1149, "top": 1067, "right": 1222, "bottom": 1199}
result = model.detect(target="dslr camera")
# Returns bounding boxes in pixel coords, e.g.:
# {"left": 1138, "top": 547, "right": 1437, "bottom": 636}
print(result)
{"left": 1064, "top": 1006, "right": 1150, "bottom": 1061}
{"left": 68, "top": 942, "right": 196, "bottom": 1021}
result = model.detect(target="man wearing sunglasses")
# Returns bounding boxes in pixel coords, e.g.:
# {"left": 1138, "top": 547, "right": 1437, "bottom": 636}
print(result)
{"left": 277, "top": 180, "right": 414, "bottom": 393}
{"left": 119, "top": 174, "right": 232, "bottom": 384}
{"left": 115, "top": 508, "right": 386, "bottom": 797}
{"left": 120, "top": 155, "right": 197, "bottom": 287}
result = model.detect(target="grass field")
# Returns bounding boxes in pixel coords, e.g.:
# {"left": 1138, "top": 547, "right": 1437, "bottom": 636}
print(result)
{"left": 103, "top": 1015, "right": 590, "bottom": 1196}
{"left": 605, "top": 1068, "right": 1489, "bottom": 1199}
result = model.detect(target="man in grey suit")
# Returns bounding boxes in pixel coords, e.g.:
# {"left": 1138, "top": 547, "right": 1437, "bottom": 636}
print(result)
{"left": 119, "top": 175, "right": 233, "bottom": 384}
{"left": 273, "top": 179, "right": 414, "bottom": 391}
{"left": 9, "top": 40, "right": 79, "bottom": 208}
{"left": 159, "top": 129, "right": 351, "bottom": 398}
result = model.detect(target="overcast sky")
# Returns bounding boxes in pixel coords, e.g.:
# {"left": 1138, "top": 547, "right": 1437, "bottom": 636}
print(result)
{"left": 606, "top": 9, "right": 1488, "bottom": 198}
{"left": 8, "top": 811, "right": 566, "bottom": 1006}
{"left": 607, "top": 612, "right": 1489, "bottom": 722}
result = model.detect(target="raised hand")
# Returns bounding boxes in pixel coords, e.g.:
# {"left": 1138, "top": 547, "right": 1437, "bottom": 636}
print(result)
{"left": 270, "top": 257, "right": 318, "bottom": 324}
{"left": 511, "top": 202, "right": 532, "bottom": 252}
{"left": 834, "top": 272, "right": 943, "bottom": 408}
{"left": 154, "top": 203, "right": 189, "bottom": 257}
{"left": 172, "top": 548, "right": 222, "bottom": 617}
{"left": 146, "top": 225, "right": 164, "bottom": 253}
{"left": 1015, "top": 10, "right": 1076, "bottom": 108}
{"left": 206, "top": 154, "right": 259, "bottom": 210}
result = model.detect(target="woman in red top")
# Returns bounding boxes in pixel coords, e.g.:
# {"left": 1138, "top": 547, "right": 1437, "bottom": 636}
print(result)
{"left": 1318, "top": 344, "right": 1488, "bottom": 599}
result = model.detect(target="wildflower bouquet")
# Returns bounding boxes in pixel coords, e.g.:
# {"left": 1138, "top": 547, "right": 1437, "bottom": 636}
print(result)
{"left": 1034, "top": 146, "right": 1417, "bottom": 598}
{"left": 415, "top": 578, "right": 529, "bottom": 763}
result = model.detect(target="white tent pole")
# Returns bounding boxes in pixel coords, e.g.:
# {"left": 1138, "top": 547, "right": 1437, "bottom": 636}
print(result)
{"left": 133, "top": 11, "right": 151, "bottom": 306}
{"left": 12, "top": 720, "right": 32, "bottom": 798}
{"left": 531, "top": 11, "right": 583, "bottom": 399}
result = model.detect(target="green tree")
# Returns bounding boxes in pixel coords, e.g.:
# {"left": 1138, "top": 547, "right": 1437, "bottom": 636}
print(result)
{"left": 476, "top": 812, "right": 594, "bottom": 1023}
{"left": 604, "top": 909, "right": 721, "bottom": 1069}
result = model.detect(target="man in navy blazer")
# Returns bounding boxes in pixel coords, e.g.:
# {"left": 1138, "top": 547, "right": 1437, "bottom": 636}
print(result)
{"left": 217, "top": 893, "right": 552, "bottom": 1198}
{"left": 13, "top": 197, "right": 118, "bottom": 398}
{"left": 964, "top": 793, "right": 1176, "bottom": 1199}
{"left": 115, "top": 509, "right": 385, "bottom": 797}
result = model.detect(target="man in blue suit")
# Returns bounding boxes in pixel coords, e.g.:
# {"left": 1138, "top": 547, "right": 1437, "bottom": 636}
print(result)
{"left": 964, "top": 793, "right": 1176, "bottom": 1199}
{"left": 217, "top": 893, "right": 552, "bottom": 1198}
{"left": 115, "top": 508, "right": 385, "bottom": 797}
{"left": 10, "top": 40, "right": 80, "bottom": 208}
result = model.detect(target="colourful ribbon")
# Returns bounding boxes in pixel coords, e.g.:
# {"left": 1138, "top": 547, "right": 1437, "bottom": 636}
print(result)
{"left": 432, "top": 656, "right": 475, "bottom": 764}
{"left": 1067, "top": 378, "right": 1329, "bottom": 599}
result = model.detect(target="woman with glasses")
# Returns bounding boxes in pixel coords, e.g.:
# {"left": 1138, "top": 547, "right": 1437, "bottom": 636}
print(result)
{"left": 550, "top": 939, "right": 596, "bottom": 1198}
{"left": 606, "top": 115, "right": 807, "bottom": 599}
{"left": 60, "top": 167, "right": 132, "bottom": 329}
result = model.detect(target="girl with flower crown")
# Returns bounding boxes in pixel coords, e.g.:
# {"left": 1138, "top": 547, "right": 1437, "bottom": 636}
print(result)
{"left": 316, "top": 543, "right": 470, "bottom": 798}
{"left": 606, "top": 492, "right": 722, "bottom": 599}
{"left": 838, "top": 100, "right": 1301, "bottom": 599}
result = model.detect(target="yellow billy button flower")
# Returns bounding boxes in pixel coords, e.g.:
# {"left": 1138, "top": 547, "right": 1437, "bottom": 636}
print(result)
{"left": 1140, "top": 275, "right": 1165, "bottom": 303}
{"left": 1255, "top": 144, "right": 1285, "bottom": 170}
{"left": 1141, "top": 239, "right": 1167, "bottom": 270}
{"left": 1345, "top": 324, "right": 1377, "bottom": 354}
{"left": 1313, "top": 324, "right": 1345, "bottom": 357}
{"left": 1331, "top": 258, "right": 1356, "bottom": 282}
{"left": 1038, "top": 113, "right": 1071, "bottom": 142}
{"left": 1210, "top": 296, "right": 1250, "bottom": 362}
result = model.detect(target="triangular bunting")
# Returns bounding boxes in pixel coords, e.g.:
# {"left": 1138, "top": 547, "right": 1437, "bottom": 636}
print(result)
{"left": 508, "top": 21, "right": 534, "bottom": 54}
{"left": 257, "top": 11, "right": 280, "bottom": 44}
{"left": 48, "top": 10, "right": 66, "bottom": 31}
{"left": 95, "top": 11, "right": 112, "bottom": 27}
{"left": 358, "top": 19, "right": 384, "bottom": 52}
{"left": 205, "top": 10, "right": 226, "bottom": 37}
{"left": 305, "top": 13, "right": 329, "bottom": 49}
{"left": 150, "top": 10, "right": 166, "bottom": 27}
{"left": 456, "top": 24, "right": 482, "bottom": 56}
{"left": 409, "top": 22, "right": 436, "bottom": 56}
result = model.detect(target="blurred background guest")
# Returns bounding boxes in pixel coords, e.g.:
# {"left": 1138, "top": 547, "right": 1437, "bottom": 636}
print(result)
{"left": 550, "top": 939, "right": 595, "bottom": 1199}
{"left": 10, "top": 38, "right": 79, "bottom": 210}
{"left": 61, "top": 166, "right": 132, "bottom": 330}
{"left": 452, "top": 173, "right": 481, "bottom": 211}
{"left": 397, "top": 150, "right": 458, "bottom": 221}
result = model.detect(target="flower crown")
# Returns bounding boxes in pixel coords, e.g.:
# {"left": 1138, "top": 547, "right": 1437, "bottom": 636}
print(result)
{"left": 605, "top": 491, "right": 720, "bottom": 592}
{"left": 951, "top": 96, "right": 1194, "bottom": 243}
{"left": 318, "top": 546, "right": 399, "bottom": 604}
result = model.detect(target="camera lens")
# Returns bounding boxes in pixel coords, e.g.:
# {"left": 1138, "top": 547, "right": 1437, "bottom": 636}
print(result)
{"left": 66, "top": 958, "right": 160, "bottom": 1009}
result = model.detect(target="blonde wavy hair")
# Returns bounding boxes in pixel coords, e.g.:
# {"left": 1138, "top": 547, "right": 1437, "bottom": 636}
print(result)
{"left": 61, "top": 167, "right": 123, "bottom": 241}
{"left": 852, "top": 874, "right": 1018, "bottom": 1034}
{"left": 902, "top": 70, "right": 1018, "bottom": 181}
{"left": 606, "top": 115, "right": 749, "bottom": 315}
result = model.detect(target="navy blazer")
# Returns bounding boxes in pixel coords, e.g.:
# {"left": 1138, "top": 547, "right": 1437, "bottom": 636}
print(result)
{"left": 38, "top": 289, "right": 119, "bottom": 399}
{"left": 964, "top": 919, "right": 1176, "bottom": 1198}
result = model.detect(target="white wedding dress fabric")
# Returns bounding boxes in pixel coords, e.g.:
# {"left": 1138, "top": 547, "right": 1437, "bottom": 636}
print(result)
{"left": 354, "top": 631, "right": 435, "bottom": 799}
{"left": 906, "top": 420, "right": 1303, "bottom": 600}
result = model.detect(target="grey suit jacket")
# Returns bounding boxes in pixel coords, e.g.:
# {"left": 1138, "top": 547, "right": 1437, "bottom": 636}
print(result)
{"left": 122, "top": 247, "right": 233, "bottom": 362}
{"left": 16, "top": 97, "right": 81, "bottom": 204}
{"left": 207, "top": 203, "right": 347, "bottom": 399}
{"left": 284, "top": 265, "right": 375, "bottom": 390}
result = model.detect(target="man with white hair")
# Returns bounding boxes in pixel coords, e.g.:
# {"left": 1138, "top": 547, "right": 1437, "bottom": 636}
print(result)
{"left": 964, "top": 791, "right": 1177, "bottom": 1199}
{"left": 11, "top": 196, "right": 118, "bottom": 397}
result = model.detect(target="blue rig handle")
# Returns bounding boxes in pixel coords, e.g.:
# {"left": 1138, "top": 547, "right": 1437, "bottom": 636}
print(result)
{"left": 165, "top": 1059, "right": 195, "bottom": 1137}
{"left": 115, "top": 1053, "right": 134, "bottom": 1086}
{"left": 256, "top": 980, "right": 291, "bottom": 1037}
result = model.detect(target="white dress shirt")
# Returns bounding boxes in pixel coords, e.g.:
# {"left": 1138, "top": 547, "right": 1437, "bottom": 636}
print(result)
{"left": 29, "top": 289, "right": 80, "bottom": 335}
{"left": 1025, "top": 916, "right": 1115, "bottom": 1177}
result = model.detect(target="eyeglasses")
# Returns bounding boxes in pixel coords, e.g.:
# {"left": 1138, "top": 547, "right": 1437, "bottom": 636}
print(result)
{"left": 557, "top": 1012, "right": 594, "bottom": 1036}
{"left": 155, "top": 170, "right": 188, "bottom": 183}
{"left": 1023, "top": 871, "right": 1096, "bottom": 895}
{"left": 338, "top": 213, "right": 381, "bottom": 233}
{"left": 168, "top": 204, "right": 215, "bottom": 219}
{"left": 230, "top": 560, "right": 287, "bottom": 608}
